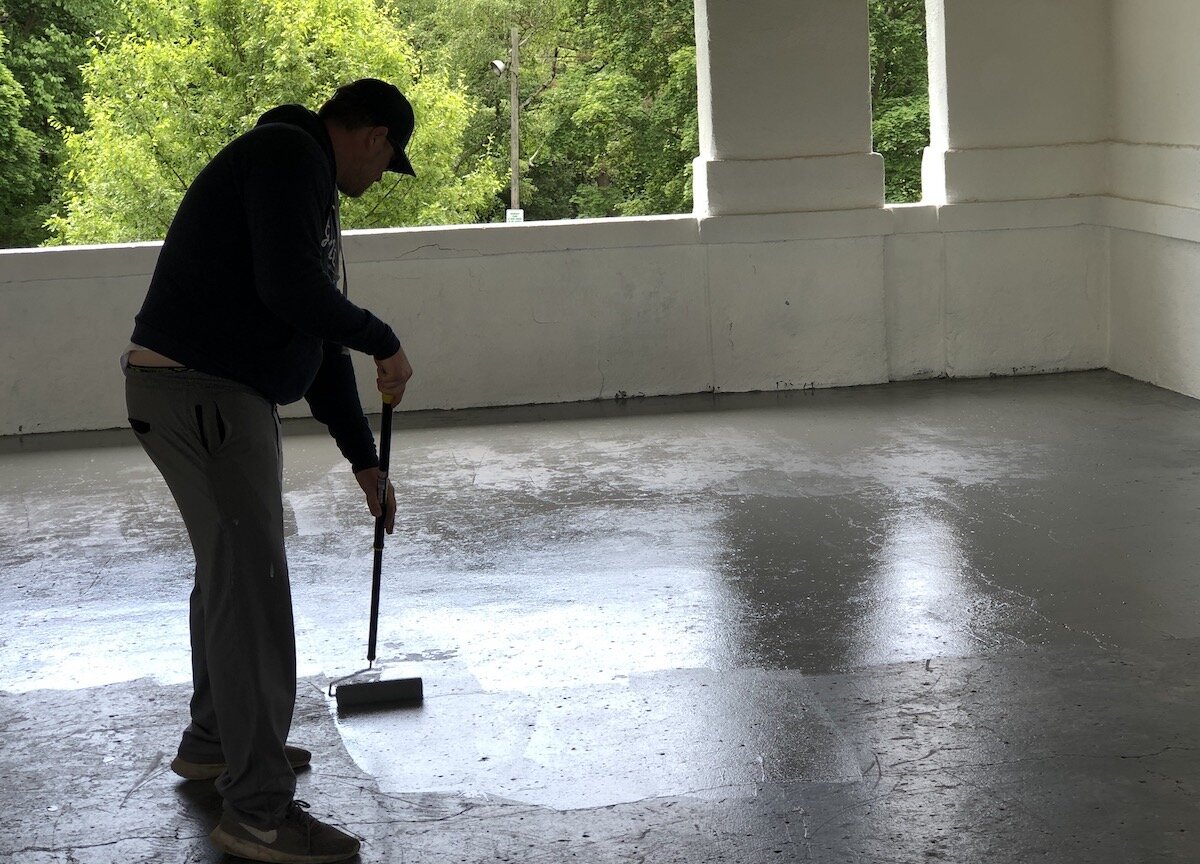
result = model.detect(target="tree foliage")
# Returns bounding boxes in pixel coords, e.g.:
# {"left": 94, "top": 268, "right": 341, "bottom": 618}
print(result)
{"left": 0, "top": 29, "right": 39, "bottom": 239}
{"left": 869, "top": 0, "right": 929, "bottom": 203}
{"left": 397, "top": 0, "right": 574, "bottom": 220}
{"left": 536, "top": 0, "right": 697, "bottom": 218}
{"left": 0, "top": 0, "right": 122, "bottom": 246}
{"left": 396, "top": 0, "right": 697, "bottom": 221}
{"left": 48, "top": 0, "right": 500, "bottom": 245}
{"left": 8, "top": 0, "right": 932, "bottom": 246}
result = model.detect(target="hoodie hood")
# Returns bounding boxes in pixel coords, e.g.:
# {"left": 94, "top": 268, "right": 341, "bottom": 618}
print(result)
{"left": 255, "top": 104, "right": 335, "bottom": 179}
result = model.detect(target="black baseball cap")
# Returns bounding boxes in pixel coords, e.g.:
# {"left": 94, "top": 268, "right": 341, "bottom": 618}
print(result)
{"left": 323, "top": 78, "right": 416, "bottom": 176}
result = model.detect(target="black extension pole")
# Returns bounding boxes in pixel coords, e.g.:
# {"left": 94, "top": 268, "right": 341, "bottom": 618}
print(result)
{"left": 367, "top": 394, "right": 393, "bottom": 667}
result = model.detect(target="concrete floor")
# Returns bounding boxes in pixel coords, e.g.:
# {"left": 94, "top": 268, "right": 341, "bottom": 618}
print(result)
{"left": 0, "top": 370, "right": 1197, "bottom": 863}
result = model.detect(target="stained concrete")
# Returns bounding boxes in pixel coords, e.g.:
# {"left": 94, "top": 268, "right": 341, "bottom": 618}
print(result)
{"left": 0, "top": 370, "right": 1197, "bottom": 862}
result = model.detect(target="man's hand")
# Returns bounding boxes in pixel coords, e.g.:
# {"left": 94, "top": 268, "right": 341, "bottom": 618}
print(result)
{"left": 354, "top": 466, "right": 396, "bottom": 534}
{"left": 376, "top": 346, "right": 413, "bottom": 403}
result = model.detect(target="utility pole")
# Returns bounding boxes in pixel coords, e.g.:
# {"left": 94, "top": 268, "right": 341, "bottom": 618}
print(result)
{"left": 508, "top": 26, "right": 521, "bottom": 216}
{"left": 491, "top": 27, "right": 523, "bottom": 221}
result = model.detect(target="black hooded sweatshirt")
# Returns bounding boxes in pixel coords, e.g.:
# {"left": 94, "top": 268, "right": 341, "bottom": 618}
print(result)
{"left": 131, "top": 104, "right": 401, "bottom": 471}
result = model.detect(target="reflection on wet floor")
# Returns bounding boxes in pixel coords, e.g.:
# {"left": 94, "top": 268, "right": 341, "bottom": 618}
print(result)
{"left": 1, "top": 371, "right": 1198, "bottom": 862}
{"left": 337, "top": 668, "right": 862, "bottom": 810}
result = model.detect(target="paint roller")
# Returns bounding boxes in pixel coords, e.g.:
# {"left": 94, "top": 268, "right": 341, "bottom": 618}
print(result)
{"left": 329, "top": 394, "right": 423, "bottom": 711}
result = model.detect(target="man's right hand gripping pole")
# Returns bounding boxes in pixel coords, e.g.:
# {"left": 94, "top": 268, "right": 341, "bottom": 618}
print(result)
{"left": 375, "top": 345, "right": 413, "bottom": 405}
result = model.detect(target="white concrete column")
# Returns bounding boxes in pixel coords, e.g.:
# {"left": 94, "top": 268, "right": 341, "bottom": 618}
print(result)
{"left": 924, "top": 0, "right": 1110, "bottom": 204}
{"left": 692, "top": 0, "right": 884, "bottom": 216}
{"left": 1107, "top": 0, "right": 1200, "bottom": 398}
{"left": 1110, "top": 0, "right": 1200, "bottom": 209}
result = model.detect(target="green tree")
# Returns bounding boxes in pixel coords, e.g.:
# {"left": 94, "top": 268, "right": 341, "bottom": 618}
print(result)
{"left": 533, "top": 0, "right": 697, "bottom": 219}
{"left": 398, "top": 0, "right": 697, "bottom": 221}
{"left": 869, "top": 0, "right": 929, "bottom": 203}
{"left": 0, "top": 0, "right": 122, "bottom": 247}
{"left": 0, "top": 28, "right": 40, "bottom": 238}
{"left": 397, "top": 0, "right": 577, "bottom": 220}
{"left": 48, "top": 0, "right": 500, "bottom": 245}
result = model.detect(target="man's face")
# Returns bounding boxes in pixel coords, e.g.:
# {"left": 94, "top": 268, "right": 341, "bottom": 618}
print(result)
{"left": 338, "top": 127, "right": 396, "bottom": 198}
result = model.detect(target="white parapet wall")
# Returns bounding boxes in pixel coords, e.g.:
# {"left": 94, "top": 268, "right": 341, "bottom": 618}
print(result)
{"left": 1106, "top": 201, "right": 1200, "bottom": 397}
{"left": 7, "top": 1, "right": 1200, "bottom": 436}
{"left": 887, "top": 200, "right": 1109, "bottom": 382}
{"left": 1, "top": 200, "right": 1119, "bottom": 437}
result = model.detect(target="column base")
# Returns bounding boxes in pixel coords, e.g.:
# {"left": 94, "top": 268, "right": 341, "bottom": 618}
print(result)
{"left": 923, "top": 143, "right": 1108, "bottom": 204}
{"left": 693, "top": 152, "right": 884, "bottom": 217}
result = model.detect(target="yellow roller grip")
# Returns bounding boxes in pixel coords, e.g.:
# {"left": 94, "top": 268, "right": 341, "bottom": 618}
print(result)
{"left": 382, "top": 394, "right": 395, "bottom": 405}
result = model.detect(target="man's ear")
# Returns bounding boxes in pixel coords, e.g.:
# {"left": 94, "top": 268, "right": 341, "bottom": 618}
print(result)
{"left": 348, "top": 125, "right": 379, "bottom": 152}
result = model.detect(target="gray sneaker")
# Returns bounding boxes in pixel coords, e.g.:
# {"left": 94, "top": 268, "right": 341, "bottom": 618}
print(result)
{"left": 171, "top": 744, "right": 312, "bottom": 780}
{"left": 209, "top": 800, "right": 360, "bottom": 863}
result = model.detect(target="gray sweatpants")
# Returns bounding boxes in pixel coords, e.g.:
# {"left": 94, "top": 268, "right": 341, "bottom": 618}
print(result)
{"left": 125, "top": 364, "right": 296, "bottom": 828}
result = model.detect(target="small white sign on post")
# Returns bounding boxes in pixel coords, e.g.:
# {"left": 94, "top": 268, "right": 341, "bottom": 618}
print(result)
{"left": 505, "top": 209, "right": 525, "bottom": 223}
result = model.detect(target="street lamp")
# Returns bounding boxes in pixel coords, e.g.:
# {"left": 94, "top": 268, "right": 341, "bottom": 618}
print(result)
{"left": 491, "top": 26, "right": 522, "bottom": 222}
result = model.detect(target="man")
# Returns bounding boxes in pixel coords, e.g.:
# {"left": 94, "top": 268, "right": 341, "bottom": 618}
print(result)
{"left": 123, "top": 78, "right": 416, "bottom": 863}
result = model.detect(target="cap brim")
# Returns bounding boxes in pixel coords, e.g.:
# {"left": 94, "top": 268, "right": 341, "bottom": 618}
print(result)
{"left": 388, "top": 145, "right": 416, "bottom": 177}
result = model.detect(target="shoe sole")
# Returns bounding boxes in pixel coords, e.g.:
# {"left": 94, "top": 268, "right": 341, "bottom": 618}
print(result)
{"left": 171, "top": 751, "right": 311, "bottom": 781}
{"left": 209, "top": 823, "right": 360, "bottom": 863}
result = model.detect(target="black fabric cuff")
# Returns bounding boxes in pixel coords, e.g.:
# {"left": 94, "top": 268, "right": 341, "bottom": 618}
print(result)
{"left": 373, "top": 330, "right": 402, "bottom": 361}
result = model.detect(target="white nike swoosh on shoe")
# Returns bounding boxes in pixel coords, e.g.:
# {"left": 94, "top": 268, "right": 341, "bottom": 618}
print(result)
{"left": 238, "top": 823, "right": 278, "bottom": 844}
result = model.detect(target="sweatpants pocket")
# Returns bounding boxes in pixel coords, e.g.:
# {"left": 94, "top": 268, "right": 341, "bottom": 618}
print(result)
{"left": 194, "top": 403, "right": 229, "bottom": 454}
